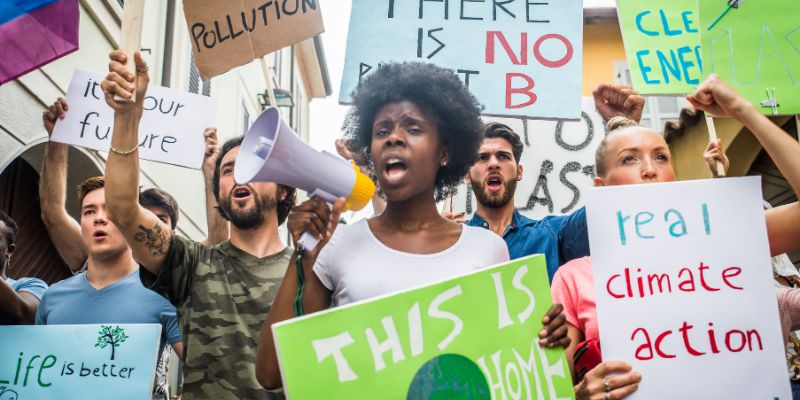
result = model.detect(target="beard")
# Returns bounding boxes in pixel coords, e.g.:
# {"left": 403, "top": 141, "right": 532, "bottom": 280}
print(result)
{"left": 219, "top": 187, "right": 277, "bottom": 230}
{"left": 472, "top": 176, "right": 517, "bottom": 209}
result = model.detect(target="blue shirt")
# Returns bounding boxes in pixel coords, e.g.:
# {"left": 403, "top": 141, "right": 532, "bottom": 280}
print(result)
{"left": 5, "top": 276, "right": 48, "bottom": 299}
{"left": 466, "top": 207, "right": 589, "bottom": 281}
{"left": 35, "top": 269, "right": 181, "bottom": 351}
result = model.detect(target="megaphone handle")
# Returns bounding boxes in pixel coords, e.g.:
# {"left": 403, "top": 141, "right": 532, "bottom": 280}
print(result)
{"left": 296, "top": 198, "right": 333, "bottom": 252}
{"left": 297, "top": 231, "right": 321, "bottom": 252}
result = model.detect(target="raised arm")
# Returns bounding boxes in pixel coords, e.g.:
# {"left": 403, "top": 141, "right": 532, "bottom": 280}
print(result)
{"left": 256, "top": 197, "right": 344, "bottom": 390}
{"left": 100, "top": 50, "right": 172, "bottom": 274}
{"left": 39, "top": 98, "right": 88, "bottom": 271}
{"left": 200, "top": 128, "right": 229, "bottom": 246}
{"left": 688, "top": 74, "right": 800, "bottom": 256}
{"left": 593, "top": 83, "right": 645, "bottom": 124}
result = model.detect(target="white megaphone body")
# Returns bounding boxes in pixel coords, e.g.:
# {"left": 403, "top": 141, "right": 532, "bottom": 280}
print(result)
{"left": 234, "top": 107, "right": 375, "bottom": 251}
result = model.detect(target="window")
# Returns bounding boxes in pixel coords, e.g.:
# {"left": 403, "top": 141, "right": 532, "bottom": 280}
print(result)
{"left": 242, "top": 102, "right": 251, "bottom": 135}
{"left": 188, "top": 53, "right": 211, "bottom": 97}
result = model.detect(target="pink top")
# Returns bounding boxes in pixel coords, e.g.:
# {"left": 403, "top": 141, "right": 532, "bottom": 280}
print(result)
{"left": 551, "top": 256, "right": 599, "bottom": 342}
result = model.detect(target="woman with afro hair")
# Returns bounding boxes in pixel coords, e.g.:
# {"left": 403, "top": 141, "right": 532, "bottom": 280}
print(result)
{"left": 256, "top": 62, "right": 570, "bottom": 390}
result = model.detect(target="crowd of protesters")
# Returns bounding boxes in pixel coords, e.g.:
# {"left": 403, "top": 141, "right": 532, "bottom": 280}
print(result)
{"left": 2, "top": 50, "right": 799, "bottom": 400}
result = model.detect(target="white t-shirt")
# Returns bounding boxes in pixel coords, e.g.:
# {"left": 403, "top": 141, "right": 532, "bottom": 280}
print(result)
{"left": 313, "top": 219, "right": 510, "bottom": 306}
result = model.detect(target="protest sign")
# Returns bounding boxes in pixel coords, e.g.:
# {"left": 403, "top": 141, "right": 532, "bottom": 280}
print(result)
{"left": 273, "top": 255, "right": 574, "bottom": 400}
{"left": 699, "top": 0, "right": 800, "bottom": 115}
{"left": 182, "top": 0, "right": 324, "bottom": 80}
{"left": 616, "top": 0, "right": 702, "bottom": 95}
{"left": 0, "top": 324, "right": 162, "bottom": 400}
{"left": 586, "top": 177, "right": 790, "bottom": 399}
{"left": 51, "top": 69, "right": 216, "bottom": 169}
{"left": 451, "top": 97, "right": 603, "bottom": 220}
{"left": 339, "top": 0, "right": 583, "bottom": 119}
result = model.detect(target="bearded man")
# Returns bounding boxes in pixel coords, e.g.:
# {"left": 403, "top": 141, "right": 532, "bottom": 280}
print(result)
{"left": 465, "top": 84, "right": 645, "bottom": 280}
{"left": 100, "top": 50, "right": 295, "bottom": 399}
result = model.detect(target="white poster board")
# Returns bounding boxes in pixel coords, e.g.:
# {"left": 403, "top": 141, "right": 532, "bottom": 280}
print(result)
{"left": 451, "top": 97, "right": 603, "bottom": 220}
{"left": 586, "top": 177, "right": 790, "bottom": 399}
{"left": 339, "top": 0, "right": 583, "bottom": 119}
{"left": 51, "top": 69, "right": 216, "bottom": 169}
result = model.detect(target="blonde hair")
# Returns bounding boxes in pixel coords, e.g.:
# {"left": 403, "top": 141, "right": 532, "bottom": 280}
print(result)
{"left": 595, "top": 117, "right": 641, "bottom": 177}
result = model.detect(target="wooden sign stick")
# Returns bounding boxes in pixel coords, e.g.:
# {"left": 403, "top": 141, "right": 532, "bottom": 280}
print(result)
{"left": 705, "top": 113, "right": 726, "bottom": 177}
{"left": 260, "top": 57, "right": 278, "bottom": 110}
{"left": 443, "top": 194, "right": 453, "bottom": 213}
{"left": 115, "top": 0, "right": 146, "bottom": 103}
{"left": 796, "top": 115, "right": 799, "bottom": 137}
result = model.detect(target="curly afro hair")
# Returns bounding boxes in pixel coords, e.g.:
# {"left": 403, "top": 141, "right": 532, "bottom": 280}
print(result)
{"left": 343, "top": 62, "right": 484, "bottom": 201}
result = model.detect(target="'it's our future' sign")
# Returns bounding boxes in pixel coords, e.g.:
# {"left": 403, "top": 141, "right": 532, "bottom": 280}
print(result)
{"left": 51, "top": 69, "right": 216, "bottom": 169}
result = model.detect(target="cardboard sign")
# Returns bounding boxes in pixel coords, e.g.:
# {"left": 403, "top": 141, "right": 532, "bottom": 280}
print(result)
{"left": 51, "top": 69, "right": 216, "bottom": 169}
{"left": 0, "top": 324, "right": 162, "bottom": 400}
{"left": 273, "top": 255, "right": 574, "bottom": 400}
{"left": 699, "top": 0, "right": 800, "bottom": 115}
{"left": 451, "top": 97, "right": 603, "bottom": 220}
{"left": 339, "top": 0, "right": 583, "bottom": 119}
{"left": 616, "top": 0, "right": 702, "bottom": 95}
{"left": 182, "top": 0, "right": 324, "bottom": 80}
{"left": 586, "top": 177, "right": 790, "bottom": 399}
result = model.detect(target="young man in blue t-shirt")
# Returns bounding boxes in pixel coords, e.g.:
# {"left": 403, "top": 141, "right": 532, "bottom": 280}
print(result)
{"left": 35, "top": 177, "right": 182, "bottom": 399}
{"left": 0, "top": 211, "right": 47, "bottom": 325}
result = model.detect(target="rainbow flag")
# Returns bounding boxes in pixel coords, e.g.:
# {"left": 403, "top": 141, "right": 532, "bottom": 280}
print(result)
{"left": 0, "top": 0, "right": 79, "bottom": 84}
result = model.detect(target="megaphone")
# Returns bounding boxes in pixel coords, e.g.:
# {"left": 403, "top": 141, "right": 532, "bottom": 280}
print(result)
{"left": 234, "top": 107, "right": 376, "bottom": 250}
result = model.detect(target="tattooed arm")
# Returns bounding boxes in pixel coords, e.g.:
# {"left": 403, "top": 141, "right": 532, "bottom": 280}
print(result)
{"left": 101, "top": 50, "right": 173, "bottom": 274}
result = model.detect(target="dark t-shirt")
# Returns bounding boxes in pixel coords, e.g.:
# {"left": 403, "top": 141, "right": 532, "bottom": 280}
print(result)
{"left": 140, "top": 236, "right": 291, "bottom": 399}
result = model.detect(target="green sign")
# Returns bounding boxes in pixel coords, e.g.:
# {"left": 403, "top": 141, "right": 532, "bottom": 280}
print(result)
{"left": 617, "top": 0, "right": 703, "bottom": 95}
{"left": 699, "top": 0, "right": 800, "bottom": 115}
{"left": 273, "top": 255, "right": 574, "bottom": 400}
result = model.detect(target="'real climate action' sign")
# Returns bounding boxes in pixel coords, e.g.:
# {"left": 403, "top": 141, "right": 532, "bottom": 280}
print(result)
{"left": 0, "top": 324, "right": 162, "bottom": 400}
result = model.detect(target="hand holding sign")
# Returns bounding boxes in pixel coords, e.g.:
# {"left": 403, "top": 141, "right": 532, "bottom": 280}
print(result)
{"left": 703, "top": 139, "right": 729, "bottom": 178}
{"left": 43, "top": 97, "right": 68, "bottom": 137}
{"left": 575, "top": 361, "right": 641, "bottom": 400}
{"left": 101, "top": 51, "right": 150, "bottom": 115}
{"left": 202, "top": 128, "right": 220, "bottom": 178}
{"left": 540, "top": 303, "right": 570, "bottom": 348}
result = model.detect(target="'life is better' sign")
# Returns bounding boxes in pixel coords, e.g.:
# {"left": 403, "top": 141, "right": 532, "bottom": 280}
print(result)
{"left": 273, "top": 255, "right": 574, "bottom": 399}
{"left": 340, "top": 0, "right": 583, "bottom": 119}
{"left": 0, "top": 324, "right": 162, "bottom": 400}
{"left": 586, "top": 177, "right": 790, "bottom": 399}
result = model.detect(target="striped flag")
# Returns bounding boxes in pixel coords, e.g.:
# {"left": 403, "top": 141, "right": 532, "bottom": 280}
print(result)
{"left": 0, "top": 0, "right": 79, "bottom": 84}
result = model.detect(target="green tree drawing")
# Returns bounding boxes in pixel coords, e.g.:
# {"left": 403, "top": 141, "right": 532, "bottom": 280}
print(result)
{"left": 95, "top": 325, "right": 129, "bottom": 361}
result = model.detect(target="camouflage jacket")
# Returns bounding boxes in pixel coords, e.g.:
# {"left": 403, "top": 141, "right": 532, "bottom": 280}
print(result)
{"left": 141, "top": 236, "right": 291, "bottom": 399}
